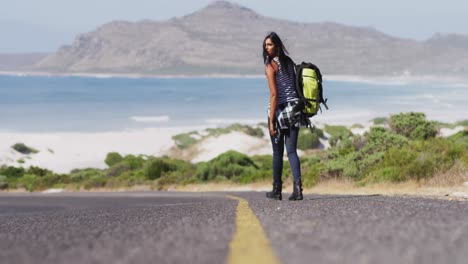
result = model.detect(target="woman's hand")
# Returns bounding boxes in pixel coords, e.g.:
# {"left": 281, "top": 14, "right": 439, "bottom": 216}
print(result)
{"left": 269, "top": 121, "right": 276, "bottom": 136}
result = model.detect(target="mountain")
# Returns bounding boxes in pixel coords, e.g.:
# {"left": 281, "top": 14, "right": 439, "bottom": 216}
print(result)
{"left": 32, "top": 1, "right": 468, "bottom": 76}
{"left": 0, "top": 53, "right": 49, "bottom": 71}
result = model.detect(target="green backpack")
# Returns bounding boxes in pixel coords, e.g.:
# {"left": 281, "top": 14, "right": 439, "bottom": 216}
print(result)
{"left": 294, "top": 62, "right": 329, "bottom": 117}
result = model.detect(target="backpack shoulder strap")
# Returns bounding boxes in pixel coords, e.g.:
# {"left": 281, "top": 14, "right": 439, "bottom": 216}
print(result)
{"left": 294, "top": 63, "right": 307, "bottom": 109}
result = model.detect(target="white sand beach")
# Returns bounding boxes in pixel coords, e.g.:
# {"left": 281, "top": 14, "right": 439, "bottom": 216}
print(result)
{"left": 0, "top": 126, "right": 273, "bottom": 174}
{"left": 0, "top": 127, "right": 191, "bottom": 173}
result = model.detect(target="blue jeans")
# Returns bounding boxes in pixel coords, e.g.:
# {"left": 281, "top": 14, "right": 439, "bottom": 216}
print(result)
{"left": 269, "top": 120, "right": 302, "bottom": 184}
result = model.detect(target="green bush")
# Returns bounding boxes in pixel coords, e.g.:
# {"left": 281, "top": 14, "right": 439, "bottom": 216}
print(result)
{"left": 362, "top": 127, "right": 408, "bottom": 154}
{"left": 351, "top": 124, "right": 365, "bottom": 129}
{"left": 18, "top": 174, "right": 38, "bottom": 191}
{"left": 324, "top": 127, "right": 407, "bottom": 180}
{"left": 361, "top": 146, "right": 416, "bottom": 184}
{"left": 324, "top": 125, "right": 353, "bottom": 147}
{"left": 27, "top": 166, "right": 52, "bottom": 177}
{"left": 157, "top": 158, "right": 197, "bottom": 186}
{"left": 336, "top": 137, "right": 357, "bottom": 156}
{"left": 105, "top": 152, "right": 123, "bottom": 167}
{"left": 456, "top": 120, "right": 468, "bottom": 126}
{"left": 326, "top": 152, "right": 359, "bottom": 178}
{"left": 0, "top": 166, "right": 25, "bottom": 178}
{"left": 114, "top": 154, "right": 146, "bottom": 170}
{"left": 365, "top": 166, "right": 405, "bottom": 184}
{"left": 407, "top": 154, "right": 436, "bottom": 180}
{"left": 390, "top": 112, "right": 438, "bottom": 140}
{"left": 206, "top": 124, "right": 264, "bottom": 138}
{"left": 11, "top": 143, "right": 39, "bottom": 154}
{"left": 83, "top": 175, "right": 107, "bottom": 190}
{"left": 302, "top": 156, "right": 324, "bottom": 187}
{"left": 144, "top": 159, "right": 166, "bottom": 180}
{"left": 409, "top": 138, "right": 463, "bottom": 173}
{"left": 195, "top": 151, "right": 259, "bottom": 182}
{"left": 0, "top": 175, "right": 8, "bottom": 190}
{"left": 172, "top": 132, "right": 199, "bottom": 149}
{"left": 371, "top": 117, "right": 389, "bottom": 125}
{"left": 449, "top": 130, "right": 468, "bottom": 149}
{"left": 297, "top": 128, "right": 323, "bottom": 150}
{"left": 106, "top": 162, "right": 132, "bottom": 178}
{"left": 70, "top": 168, "right": 103, "bottom": 183}
{"left": 34, "top": 174, "right": 70, "bottom": 190}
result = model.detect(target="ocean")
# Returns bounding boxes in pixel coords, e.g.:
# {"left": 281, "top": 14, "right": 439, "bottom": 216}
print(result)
{"left": 0, "top": 75, "right": 467, "bottom": 132}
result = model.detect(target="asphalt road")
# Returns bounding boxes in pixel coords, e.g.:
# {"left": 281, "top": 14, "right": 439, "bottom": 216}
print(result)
{"left": 0, "top": 192, "right": 467, "bottom": 264}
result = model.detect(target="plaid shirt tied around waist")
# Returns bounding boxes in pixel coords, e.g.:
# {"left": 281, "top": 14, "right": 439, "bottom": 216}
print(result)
{"left": 268, "top": 101, "right": 309, "bottom": 143}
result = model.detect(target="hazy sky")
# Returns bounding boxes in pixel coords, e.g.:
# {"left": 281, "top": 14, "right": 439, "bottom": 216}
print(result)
{"left": 1, "top": 0, "right": 467, "bottom": 52}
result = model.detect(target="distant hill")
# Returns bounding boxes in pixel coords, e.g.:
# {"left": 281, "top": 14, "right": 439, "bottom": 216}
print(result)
{"left": 28, "top": 1, "right": 468, "bottom": 76}
{"left": 0, "top": 53, "right": 48, "bottom": 71}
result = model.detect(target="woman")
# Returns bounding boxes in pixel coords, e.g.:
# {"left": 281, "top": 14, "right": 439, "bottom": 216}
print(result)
{"left": 263, "top": 32, "right": 303, "bottom": 201}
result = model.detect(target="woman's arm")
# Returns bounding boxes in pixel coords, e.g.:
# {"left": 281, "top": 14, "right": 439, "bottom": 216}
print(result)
{"left": 266, "top": 61, "right": 278, "bottom": 136}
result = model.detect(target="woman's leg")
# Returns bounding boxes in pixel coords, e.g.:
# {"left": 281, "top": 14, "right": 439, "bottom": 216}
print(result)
{"left": 285, "top": 126, "right": 301, "bottom": 182}
{"left": 269, "top": 119, "right": 284, "bottom": 184}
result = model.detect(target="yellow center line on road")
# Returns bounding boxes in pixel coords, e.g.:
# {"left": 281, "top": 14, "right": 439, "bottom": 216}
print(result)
{"left": 226, "top": 195, "right": 280, "bottom": 264}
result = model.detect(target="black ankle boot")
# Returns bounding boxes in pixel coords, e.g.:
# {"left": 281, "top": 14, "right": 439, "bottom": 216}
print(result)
{"left": 266, "top": 182, "right": 282, "bottom": 200}
{"left": 288, "top": 180, "right": 303, "bottom": 201}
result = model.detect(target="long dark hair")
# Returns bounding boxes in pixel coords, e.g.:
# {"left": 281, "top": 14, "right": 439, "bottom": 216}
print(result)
{"left": 262, "top": 32, "right": 293, "bottom": 73}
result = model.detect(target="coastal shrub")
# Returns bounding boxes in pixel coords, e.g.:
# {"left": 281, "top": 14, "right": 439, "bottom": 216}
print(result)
{"left": 324, "top": 127, "right": 407, "bottom": 180}
{"left": 360, "top": 136, "right": 466, "bottom": 184}
{"left": 390, "top": 112, "right": 438, "bottom": 140}
{"left": 336, "top": 137, "right": 357, "bottom": 156}
{"left": 351, "top": 124, "right": 365, "bottom": 129}
{"left": 251, "top": 155, "right": 272, "bottom": 171}
{"left": 105, "top": 152, "right": 123, "bottom": 167}
{"left": 242, "top": 126, "right": 264, "bottom": 138}
{"left": 11, "top": 143, "right": 39, "bottom": 154}
{"left": 324, "top": 125, "right": 353, "bottom": 147}
{"left": 456, "top": 120, "right": 468, "bottom": 126}
{"left": 157, "top": 158, "right": 197, "bottom": 185}
{"left": 27, "top": 166, "right": 52, "bottom": 177}
{"left": 172, "top": 131, "right": 199, "bottom": 149}
{"left": 106, "top": 162, "right": 132, "bottom": 178}
{"left": 361, "top": 127, "right": 408, "bottom": 154}
{"left": 34, "top": 174, "right": 70, "bottom": 190}
{"left": 371, "top": 117, "right": 389, "bottom": 125}
{"left": 364, "top": 166, "right": 405, "bottom": 184}
{"left": 235, "top": 169, "right": 270, "bottom": 184}
{"left": 325, "top": 152, "right": 359, "bottom": 179}
{"left": 406, "top": 154, "right": 436, "bottom": 180}
{"left": 17, "top": 174, "right": 38, "bottom": 191}
{"left": 301, "top": 156, "right": 324, "bottom": 187}
{"left": 0, "top": 166, "right": 25, "bottom": 178}
{"left": 449, "top": 130, "right": 468, "bottom": 149}
{"left": 0, "top": 175, "right": 8, "bottom": 190}
{"left": 409, "top": 138, "right": 464, "bottom": 173}
{"left": 121, "top": 154, "right": 146, "bottom": 170}
{"left": 205, "top": 124, "right": 264, "bottom": 138}
{"left": 434, "top": 121, "right": 455, "bottom": 130}
{"left": 195, "top": 151, "right": 258, "bottom": 182}
{"left": 361, "top": 146, "right": 415, "bottom": 184}
{"left": 143, "top": 157, "right": 187, "bottom": 181}
{"left": 462, "top": 152, "right": 468, "bottom": 167}
{"left": 70, "top": 168, "right": 103, "bottom": 183}
{"left": 83, "top": 175, "right": 107, "bottom": 190}
{"left": 297, "top": 128, "right": 323, "bottom": 150}
{"left": 144, "top": 159, "right": 166, "bottom": 180}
